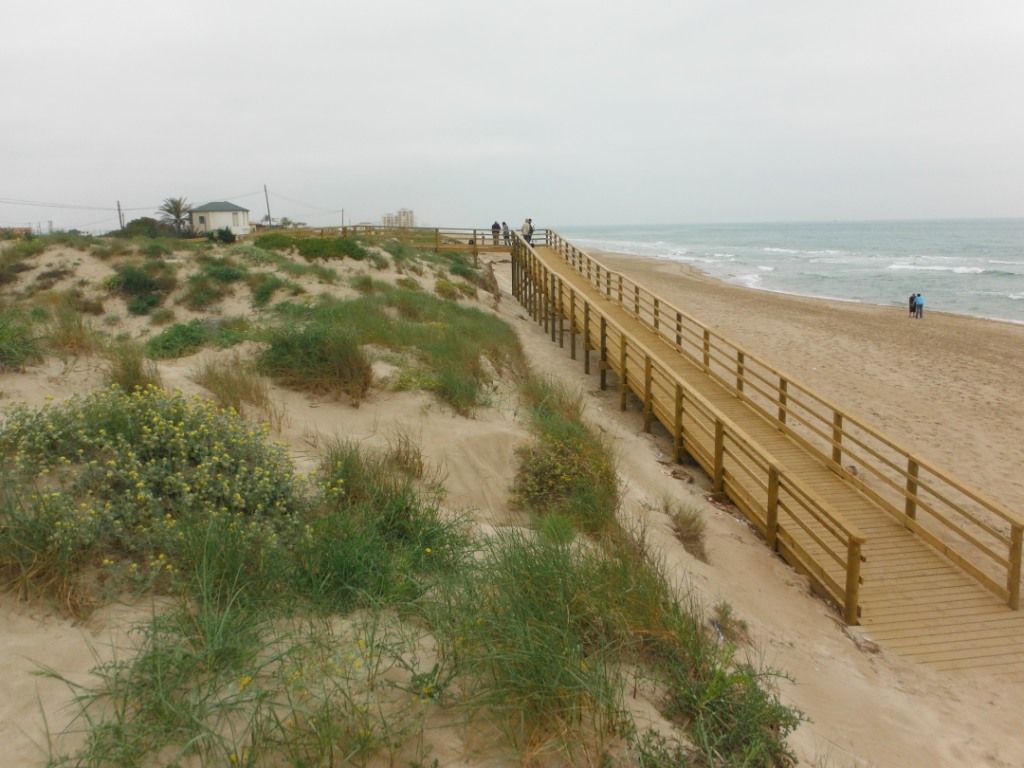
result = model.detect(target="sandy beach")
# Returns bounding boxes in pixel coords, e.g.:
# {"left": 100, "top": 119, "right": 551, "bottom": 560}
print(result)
{"left": 595, "top": 251, "right": 1024, "bottom": 516}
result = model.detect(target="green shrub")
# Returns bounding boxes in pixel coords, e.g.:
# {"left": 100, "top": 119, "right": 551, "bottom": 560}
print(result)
{"left": 180, "top": 275, "right": 226, "bottom": 310}
{"left": 149, "top": 307, "right": 175, "bottom": 325}
{"left": 253, "top": 233, "right": 295, "bottom": 251}
{"left": 293, "top": 440, "right": 466, "bottom": 612}
{"left": 512, "top": 377, "right": 619, "bottom": 535}
{"left": 145, "top": 320, "right": 210, "bottom": 358}
{"left": 0, "top": 308, "right": 41, "bottom": 370}
{"left": 0, "top": 387, "right": 300, "bottom": 609}
{"left": 146, "top": 319, "right": 250, "bottom": 359}
{"left": 258, "top": 322, "right": 372, "bottom": 402}
{"left": 109, "top": 260, "right": 176, "bottom": 315}
{"left": 197, "top": 256, "right": 248, "bottom": 283}
{"left": 247, "top": 273, "right": 288, "bottom": 306}
{"left": 433, "top": 278, "right": 461, "bottom": 301}
{"left": 295, "top": 236, "right": 367, "bottom": 262}
{"left": 142, "top": 241, "right": 172, "bottom": 259}
{"left": 207, "top": 227, "right": 236, "bottom": 244}
{"left": 395, "top": 276, "right": 420, "bottom": 291}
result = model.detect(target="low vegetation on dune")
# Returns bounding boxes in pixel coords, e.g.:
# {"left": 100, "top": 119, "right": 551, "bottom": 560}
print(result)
{"left": 0, "top": 233, "right": 801, "bottom": 765}
{"left": 261, "top": 288, "right": 524, "bottom": 412}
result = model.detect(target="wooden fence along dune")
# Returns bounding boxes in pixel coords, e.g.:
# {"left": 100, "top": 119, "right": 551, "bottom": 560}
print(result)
{"left": 507, "top": 228, "right": 1024, "bottom": 676}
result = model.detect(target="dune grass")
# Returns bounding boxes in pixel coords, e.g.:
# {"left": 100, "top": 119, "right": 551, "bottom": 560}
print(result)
{"left": 109, "top": 259, "right": 177, "bottom": 315}
{"left": 262, "top": 289, "right": 523, "bottom": 413}
{"left": 0, "top": 307, "right": 41, "bottom": 370}
{"left": 145, "top": 317, "right": 252, "bottom": 359}
{"left": 512, "top": 376, "right": 619, "bottom": 535}
{"left": 192, "top": 355, "right": 270, "bottom": 413}
{"left": 105, "top": 339, "right": 162, "bottom": 392}
{"left": 665, "top": 497, "right": 709, "bottom": 562}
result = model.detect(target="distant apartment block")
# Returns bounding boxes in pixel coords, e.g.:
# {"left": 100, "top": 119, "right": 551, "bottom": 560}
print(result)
{"left": 381, "top": 208, "right": 415, "bottom": 228}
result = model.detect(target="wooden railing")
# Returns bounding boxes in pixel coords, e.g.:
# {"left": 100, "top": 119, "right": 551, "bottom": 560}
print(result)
{"left": 255, "top": 225, "right": 514, "bottom": 258}
{"left": 543, "top": 230, "right": 1024, "bottom": 609}
{"left": 512, "top": 232, "right": 866, "bottom": 623}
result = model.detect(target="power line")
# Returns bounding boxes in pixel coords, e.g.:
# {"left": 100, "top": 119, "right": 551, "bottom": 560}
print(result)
{"left": 0, "top": 196, "right": 118, "bottom": 212}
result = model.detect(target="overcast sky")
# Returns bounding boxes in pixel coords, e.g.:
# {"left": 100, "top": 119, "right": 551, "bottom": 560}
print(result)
{"left": 3, "top": 1, "right": 1023, "bottom": 230}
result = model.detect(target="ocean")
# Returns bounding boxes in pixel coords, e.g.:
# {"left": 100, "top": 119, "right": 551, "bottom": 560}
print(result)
{"left": 559, "top": 219, "right": 1024, "bottom": 324}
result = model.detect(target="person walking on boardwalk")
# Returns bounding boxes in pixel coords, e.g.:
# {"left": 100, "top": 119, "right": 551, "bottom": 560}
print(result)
{"left": 522, "top": 217, "right": 533, "bottom": 245}
{"left": 914, "top": 293, "right": 924, "bottom": 319}
{"left": 501, "top": 221, "right": 510, "bottom": 246}
{"left": 908, "top": 293, "right": 916, "bottom": 318}
{"left": 491, "top": 221, "right": 500, "bottom": 246}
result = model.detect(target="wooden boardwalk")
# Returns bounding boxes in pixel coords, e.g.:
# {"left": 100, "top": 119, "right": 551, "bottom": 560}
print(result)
{"left": 513, "top": 233, "right": 1024, "bottom": 679}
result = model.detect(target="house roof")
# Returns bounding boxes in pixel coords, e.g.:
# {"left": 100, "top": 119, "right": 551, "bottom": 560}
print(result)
{"left": 190, "top": 201, "right": 249, "bottom": 213}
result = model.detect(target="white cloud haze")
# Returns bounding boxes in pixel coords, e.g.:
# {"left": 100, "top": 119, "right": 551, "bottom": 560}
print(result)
{"left": 3, "top": 0, "right": 1023, "bottom": 229}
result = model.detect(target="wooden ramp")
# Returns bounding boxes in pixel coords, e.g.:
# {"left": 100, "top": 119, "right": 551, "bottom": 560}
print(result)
{"left": 511, "top": 232, "right": 1024, "bottom": 679}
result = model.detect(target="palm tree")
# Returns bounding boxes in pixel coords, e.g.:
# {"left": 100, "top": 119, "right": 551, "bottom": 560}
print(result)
{"left": 158, "top": 197, "right": 190, "bottom": 233}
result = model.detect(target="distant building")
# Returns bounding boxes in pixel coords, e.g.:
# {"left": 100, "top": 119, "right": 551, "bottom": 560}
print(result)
{"left": 189, "top": 202, "right": 251, "bottom": 236}
{"left": 381, "top": 208, "right": 415, "bottom": 228}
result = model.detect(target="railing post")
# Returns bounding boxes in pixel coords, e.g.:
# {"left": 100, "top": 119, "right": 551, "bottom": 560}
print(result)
{"left": 619, "top": 334, "right": 628, "bottom": 411}
{"left": 540, "top": 268, "right": 548, "bottom": 335}
{"left": 673, "top": 383, "right": 684, "bottom": 461}
{"left": 766, "top": 466, "right": 780, "bottom": 549}
{"left": 832, "top": 412, "right": 844, "bottom": 465}
{"left": 778, "top": 378, "right": 788, "bottom": 424}
{"left": 634, "top": 285, "right": 640, "bottom": 315}
{"left": 569, "top": 290, "right": 577, "bottom": 360}
{"left": 844, "top": 538, "right": 863, "bottom": 625}
{"left": 736, "top": 351, "right": 745, "bottom": 394}
{"left": 583, "top": 301, "right": 591, "bottom": 375}
{"left": 713, "top": 420, "right": 725, "bottom": 492}
{"left": 550, "top": 275, "right": 557, "bottom": 343}
{"left": 702, "top": 329, "right": 711, "bottom": 370}
{"left": 904, "top": 459, "right": 919, "bottom": 523}
{"left": 605, "top": 270, "right": 611, "bottom": 297}
{"left": 653, "top": 298, "right": 660, "bottom": 331}
{"left": 643, "top": 355, "right": 653, "bottom": 432}
{"left": 675, "top": 311, "right": 682, "bottom": 347}
{"left": 1009, "top": 525, "right": 1022, "bottom": 610}
{"left": 617, "top": 275, "right": 623, "bottom": 303}
{"left": 599, "top": 316, "right": 608, "bottom": 390}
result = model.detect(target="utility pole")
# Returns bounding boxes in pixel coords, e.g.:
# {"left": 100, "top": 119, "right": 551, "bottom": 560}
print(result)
{"left": 264, "top": 184, "right": 272, "bottom": 227}
{"left": 116, "top": 200, "right": 124, "bottom": 230}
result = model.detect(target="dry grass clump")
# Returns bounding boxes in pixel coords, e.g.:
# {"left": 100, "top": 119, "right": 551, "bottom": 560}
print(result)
{"left": 46, "top": 302, "right": 97, "bottom": 356}
{"left": 666, "top": 497, "right": 708, "bottom": 562}
{"left": 712, "top": 600, "right": 750, "bottom": 644}
{"left": 193, "top": 355, "right": 270, "bottom": 413}
{"left": 104, "top": 339, "right": 162, "bottom": 392}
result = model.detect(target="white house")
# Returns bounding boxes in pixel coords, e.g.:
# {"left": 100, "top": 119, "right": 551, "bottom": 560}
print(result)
{"left": 189, "top": 202, "right": 251, "bottom": 236}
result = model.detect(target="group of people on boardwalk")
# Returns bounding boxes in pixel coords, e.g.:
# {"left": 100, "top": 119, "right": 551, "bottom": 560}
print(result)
{"left": 908, "top": 292, "right": 925, "bottom": 319}
{"left": 489, "top": 219, "right": 533, "bottom": 246}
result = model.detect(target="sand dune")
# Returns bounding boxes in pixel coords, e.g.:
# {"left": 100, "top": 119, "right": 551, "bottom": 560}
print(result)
{"left": 0, "top": 241, "right": 1021, "bottom": 766}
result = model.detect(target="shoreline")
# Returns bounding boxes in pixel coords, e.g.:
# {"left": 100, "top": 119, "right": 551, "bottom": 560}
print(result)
{"left": 594, "top": 248, "right": 1024, "bottom": 327}
{"left": 587, "top": 248, "right": 1024, "bottom": 514}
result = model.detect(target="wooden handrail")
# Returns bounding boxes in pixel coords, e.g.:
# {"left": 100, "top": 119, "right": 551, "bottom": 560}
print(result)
{"left": 511, "top": 232, "right": 865, "bottom": 623}
{"left": 544, "top": 230, "right": 1023, "bottom": 609}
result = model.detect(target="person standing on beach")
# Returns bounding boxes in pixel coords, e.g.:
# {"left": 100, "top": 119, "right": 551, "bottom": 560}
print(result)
{"left": 908, "top": 293, "right": 916, "bottom": 318}
{"left": 491, "top": 221, "right": 500, "bottom": 246}
{"left": 915, "top": 293, "right": 924, "bottom": 319}
{"left": 501, "top": 221, "right": 510, "bottom": 246}
{"left": 522, "top": 218, "right": 533, "bottom": 245}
